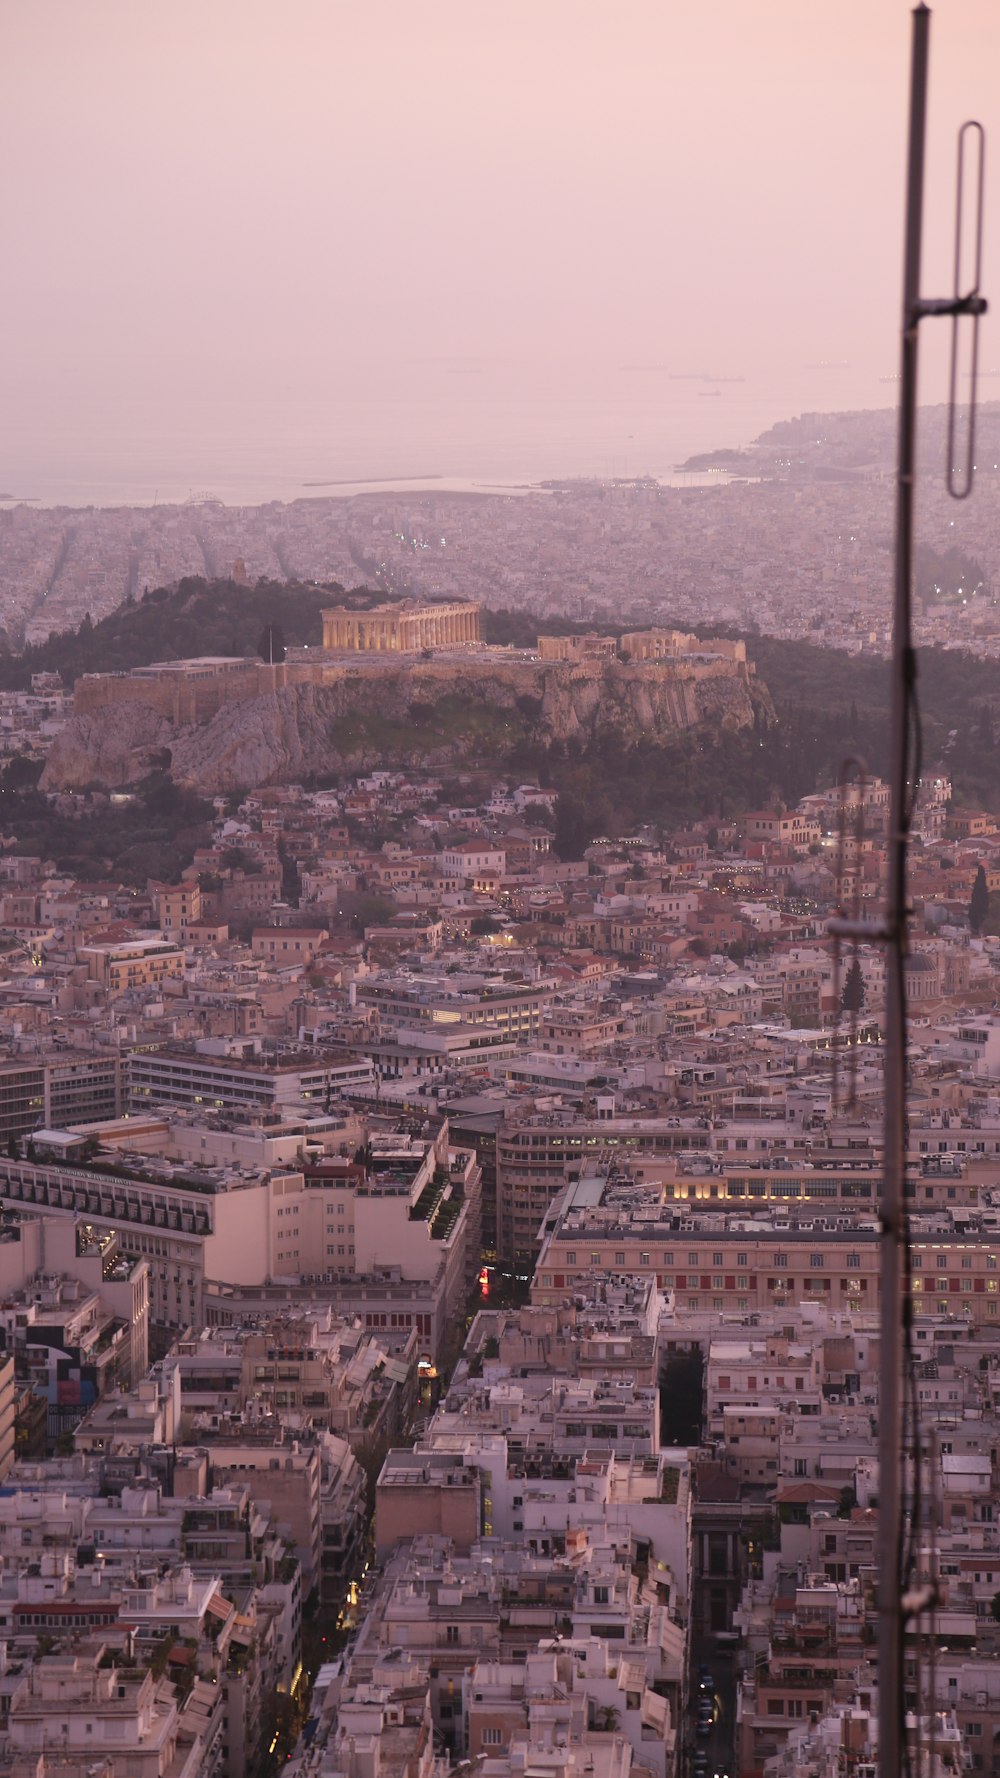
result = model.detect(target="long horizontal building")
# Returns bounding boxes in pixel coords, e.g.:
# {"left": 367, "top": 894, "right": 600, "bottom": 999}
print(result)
{"left": 0, "top": 1053, "right": 120, "bottom": 1143}
{"left": 322, "top": 600, "right": 480, "bottom": 652}
{"left": 125, "top": 1040, "right": 374, "bottom": 1116}
{"left": 0, "top": 1126, "right": 478, "bottom": 1360}
{"left": 532, "top": 1170, "right": 1000, "bottom": 1328}
{"left": 355, "top": 970, "right": 552, "bottom": 1044}
{"left": 496, "top": 1109, "right": 981, "bottom": 1265}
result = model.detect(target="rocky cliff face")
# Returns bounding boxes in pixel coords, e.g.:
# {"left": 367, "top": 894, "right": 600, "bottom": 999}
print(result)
{"left": 42, "top": 655, "right": 773, "bottom": 794}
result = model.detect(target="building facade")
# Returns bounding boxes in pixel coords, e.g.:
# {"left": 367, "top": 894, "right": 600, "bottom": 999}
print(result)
{"left": 322, "top": 601, "right": 480, "bottom": 651}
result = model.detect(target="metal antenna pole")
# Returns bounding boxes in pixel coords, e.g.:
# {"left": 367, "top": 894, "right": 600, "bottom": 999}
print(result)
{"left": 824, "top": 13, "right": 985, "bottom": 1777}
{"left": 880, "top": 10, "right": 930, "bottom": 1778}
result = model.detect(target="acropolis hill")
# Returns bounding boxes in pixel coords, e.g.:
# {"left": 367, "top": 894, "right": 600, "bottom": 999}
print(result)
{"left": 42, "top": 608, "right": 770, "bottom": 794}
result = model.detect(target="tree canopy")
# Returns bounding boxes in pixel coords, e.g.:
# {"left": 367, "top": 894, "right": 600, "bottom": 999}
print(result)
{"left": 970, "top": 864, "right": 990, "bottom": 934}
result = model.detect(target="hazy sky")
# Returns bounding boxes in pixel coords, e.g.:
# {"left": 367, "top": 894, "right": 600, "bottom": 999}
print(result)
{"left": 2, "top": 0, "right": 999, "bottom": 484}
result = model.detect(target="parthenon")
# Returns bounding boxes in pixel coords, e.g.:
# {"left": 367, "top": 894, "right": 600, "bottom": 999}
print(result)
{"left": 322, "top": 601, "right": 481, "bottom": 652}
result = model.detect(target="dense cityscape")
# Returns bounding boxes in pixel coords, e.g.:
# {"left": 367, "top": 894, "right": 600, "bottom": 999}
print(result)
{"left": 4, "top": 3, "right": 1000, "bottom": 1778}
{"left": 0, "top": 560, "right": 995, "bottom": 1778}
{"left": 5, "top": 404, "right": 1000, "bottom": 660}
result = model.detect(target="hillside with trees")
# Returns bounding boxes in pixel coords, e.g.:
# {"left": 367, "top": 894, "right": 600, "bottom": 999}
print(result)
{"left": 3, "top": 589, "right": 1000, "bottom": 874}
{"left": 0, "top": 577, "right": 392, "bottom": 690}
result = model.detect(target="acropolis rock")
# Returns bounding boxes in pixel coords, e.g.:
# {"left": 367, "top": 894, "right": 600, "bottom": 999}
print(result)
{"left": 42, "top": 651, "right": 773, "bottom": 795}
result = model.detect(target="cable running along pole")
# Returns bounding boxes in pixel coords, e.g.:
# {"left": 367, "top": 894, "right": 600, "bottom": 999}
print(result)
{"left": 878, "top": 13, "right": 928, "bottom": 1778}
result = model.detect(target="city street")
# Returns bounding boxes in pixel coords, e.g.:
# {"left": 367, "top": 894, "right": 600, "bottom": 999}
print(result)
{"left": 688, "top": 1640, "right": 738, "bottom": 1778}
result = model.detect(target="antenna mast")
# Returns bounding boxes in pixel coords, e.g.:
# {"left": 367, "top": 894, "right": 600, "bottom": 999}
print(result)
{"left": 829, "top": 14, "right": 986, "bottom": 1778}
{"left": 881, "top": 11, "right": 985, "bottom": 1778}
{"left": 877, "top": 14, "right": 929, "bottom": 1774}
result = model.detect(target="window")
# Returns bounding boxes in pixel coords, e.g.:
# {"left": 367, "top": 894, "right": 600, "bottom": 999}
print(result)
{"left": 810, "top": 1253, "right": 825, "bottom": 1269}
{"left": 688, "top": 1251, "right": 699, "bottom": 1265}
{"left": 445, "top": 1626, "right": 460, "bottom": 1644}
{"left": 937, "top": 1254, "right": 948, "bottom": 1269}
{"left": 775, "top": 1253, "right": 788, "bottom": 1268}
{"left": 640, "top": 1252, "right": 650, "bottom": 1266}
{"left": 713, "top": 1251, "right": 723, "bottom": 1266}
{"left": 566, "top": 1252, "right": 576, "bottom": 1266}
{"left": 594, "top": 1586, "right": 609, "bottom": 1604}
{"left": 482, "top": 1730, "right": 504, "bottom": 1747}
{"left": 847, "top": 1253, "right": 861, "bottom": 1268}
{"left": 615, "top": 1252, "right": 626, "bottom": 1266}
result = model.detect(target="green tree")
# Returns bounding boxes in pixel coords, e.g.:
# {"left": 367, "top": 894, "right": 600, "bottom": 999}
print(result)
{"left": 970, "top": 864, "right": 990, "bottom": 933}
{"left": 841, "top": 958, "right": 866, "bottom": 1014}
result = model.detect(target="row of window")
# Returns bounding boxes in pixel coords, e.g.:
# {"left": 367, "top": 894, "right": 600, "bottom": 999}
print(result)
{"left": 553, "top": 1248, "right": 997, "bottom": 1272}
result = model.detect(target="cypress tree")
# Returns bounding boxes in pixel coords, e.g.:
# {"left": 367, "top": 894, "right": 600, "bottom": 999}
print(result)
{"left": 970, "top": 863, "right": 990, "bottom": 934}
{"left": 841, "top": 958, "right": 866, "bottom": 1014}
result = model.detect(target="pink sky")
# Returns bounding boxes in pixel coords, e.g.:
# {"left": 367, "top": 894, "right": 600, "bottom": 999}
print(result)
{"left": 1, "top": 1, "right": 998, "bottom": 439}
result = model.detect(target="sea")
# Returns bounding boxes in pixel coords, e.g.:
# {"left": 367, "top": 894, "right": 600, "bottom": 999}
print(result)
{"left": 0, "top": 360, "right": 901, "bottom": 510}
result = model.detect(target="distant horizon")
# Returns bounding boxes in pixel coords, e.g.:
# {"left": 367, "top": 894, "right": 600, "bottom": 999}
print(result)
{"left": 0, "top": 385, "right": 937, "bottom": 512}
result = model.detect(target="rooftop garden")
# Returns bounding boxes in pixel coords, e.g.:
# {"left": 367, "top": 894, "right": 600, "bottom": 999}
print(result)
{"left": 409, "top": 1168, "right": 448, "bottom": 1224}
{"left": 429, "top": 1196, "right": 463, "bottom": 1241}
{"left": 659, "top": 1466, "right": 681, "bottom": 1504}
